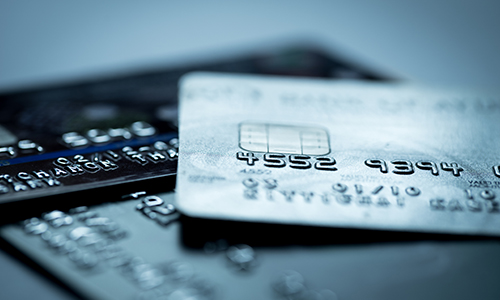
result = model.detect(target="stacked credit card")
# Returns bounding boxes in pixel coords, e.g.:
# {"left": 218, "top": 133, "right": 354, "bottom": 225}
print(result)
{"left": 1, "top": 45, "right": 500, "bottom": 300}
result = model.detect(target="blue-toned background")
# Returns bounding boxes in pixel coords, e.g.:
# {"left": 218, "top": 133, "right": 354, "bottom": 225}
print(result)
{"left": 1, "top": 1, "right": 500, "bottom": 91}
{"left": 1, "top": 1, "right": 499, "bottom": 299}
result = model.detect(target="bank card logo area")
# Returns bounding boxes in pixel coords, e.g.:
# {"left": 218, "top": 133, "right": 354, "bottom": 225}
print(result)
{"left": 239, "top": 123, "right": 330, "bottom": 155}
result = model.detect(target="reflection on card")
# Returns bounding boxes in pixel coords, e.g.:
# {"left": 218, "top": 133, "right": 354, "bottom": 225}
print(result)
{"left": 177, "top": 72, "right": 500, "bottom": 236}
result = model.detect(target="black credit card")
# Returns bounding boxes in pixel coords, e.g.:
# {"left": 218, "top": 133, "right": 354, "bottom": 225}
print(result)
{"left": 0, "top": 45, "right": 388, "bottom": 221}
{"left": 3, "top": 191, "right": 499, "bottom": 300}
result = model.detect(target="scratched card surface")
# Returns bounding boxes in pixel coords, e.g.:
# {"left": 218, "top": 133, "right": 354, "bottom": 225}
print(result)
{"left": 177, "top": 73, "right": 500, "bottom": 236}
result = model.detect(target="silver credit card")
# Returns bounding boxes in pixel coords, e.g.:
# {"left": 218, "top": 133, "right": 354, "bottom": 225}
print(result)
{"left": 177, "top": 72, "right": 500, "bottom": 236}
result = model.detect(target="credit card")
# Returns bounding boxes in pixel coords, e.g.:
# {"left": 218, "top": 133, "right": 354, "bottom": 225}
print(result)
{"left": 0, "top": 46, "right": 386, "bottom": 221}
{"left": 177, "top": 73, "right": 500, "bottom": 236}
{"left": 3, "top": 192, "right": 500, "bottom": 300}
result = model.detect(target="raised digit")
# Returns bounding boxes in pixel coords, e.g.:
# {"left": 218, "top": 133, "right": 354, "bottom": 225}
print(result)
{"left": 263, "top": 153, "right": 286, "bottom": 168}
{"left": 289, "top": 155, "right": 311, "bottom": 169}
{"left": 416, "top": 161, "right": 439, "bottom": 175}
{"left": 315, "top": 157, "right": 337, "bottom": 171}
{"left": 441, "top": 162, "right": 463, "bottom": 177}
{"left": 237, "top": 152, "right": 259, "bottom": 166}
{"left": 365, "top": 159, "right": 388, "bottom": 173}
{"left": 391, "top": 160, "right": 414, "bottom": 175}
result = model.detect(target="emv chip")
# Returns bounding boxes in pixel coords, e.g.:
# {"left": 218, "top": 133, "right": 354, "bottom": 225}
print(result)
{"left": 239, "top": 123, "right": 330, "bottom": 155}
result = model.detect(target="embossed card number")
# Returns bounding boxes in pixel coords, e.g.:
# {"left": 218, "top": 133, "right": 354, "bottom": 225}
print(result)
{"left": 177, "top": 73, "right": 500, "bottom": 236}
{"left": 237, "top": 152, "right": 337, "bottom": 171}
{"left": 365, "top": 159, "right": 465, "bottom": 177}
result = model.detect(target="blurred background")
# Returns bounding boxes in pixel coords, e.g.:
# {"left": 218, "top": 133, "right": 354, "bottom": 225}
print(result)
{"left": 1, "top": 0, "right": 500, "bottom": 92}
{"left": 1, "top": 1, "right": 500, "bottom": 299}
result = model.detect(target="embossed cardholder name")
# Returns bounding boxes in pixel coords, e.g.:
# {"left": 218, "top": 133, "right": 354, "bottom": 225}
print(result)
{"left": 177, "top": 72, "right": 500, "bottom": 236}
